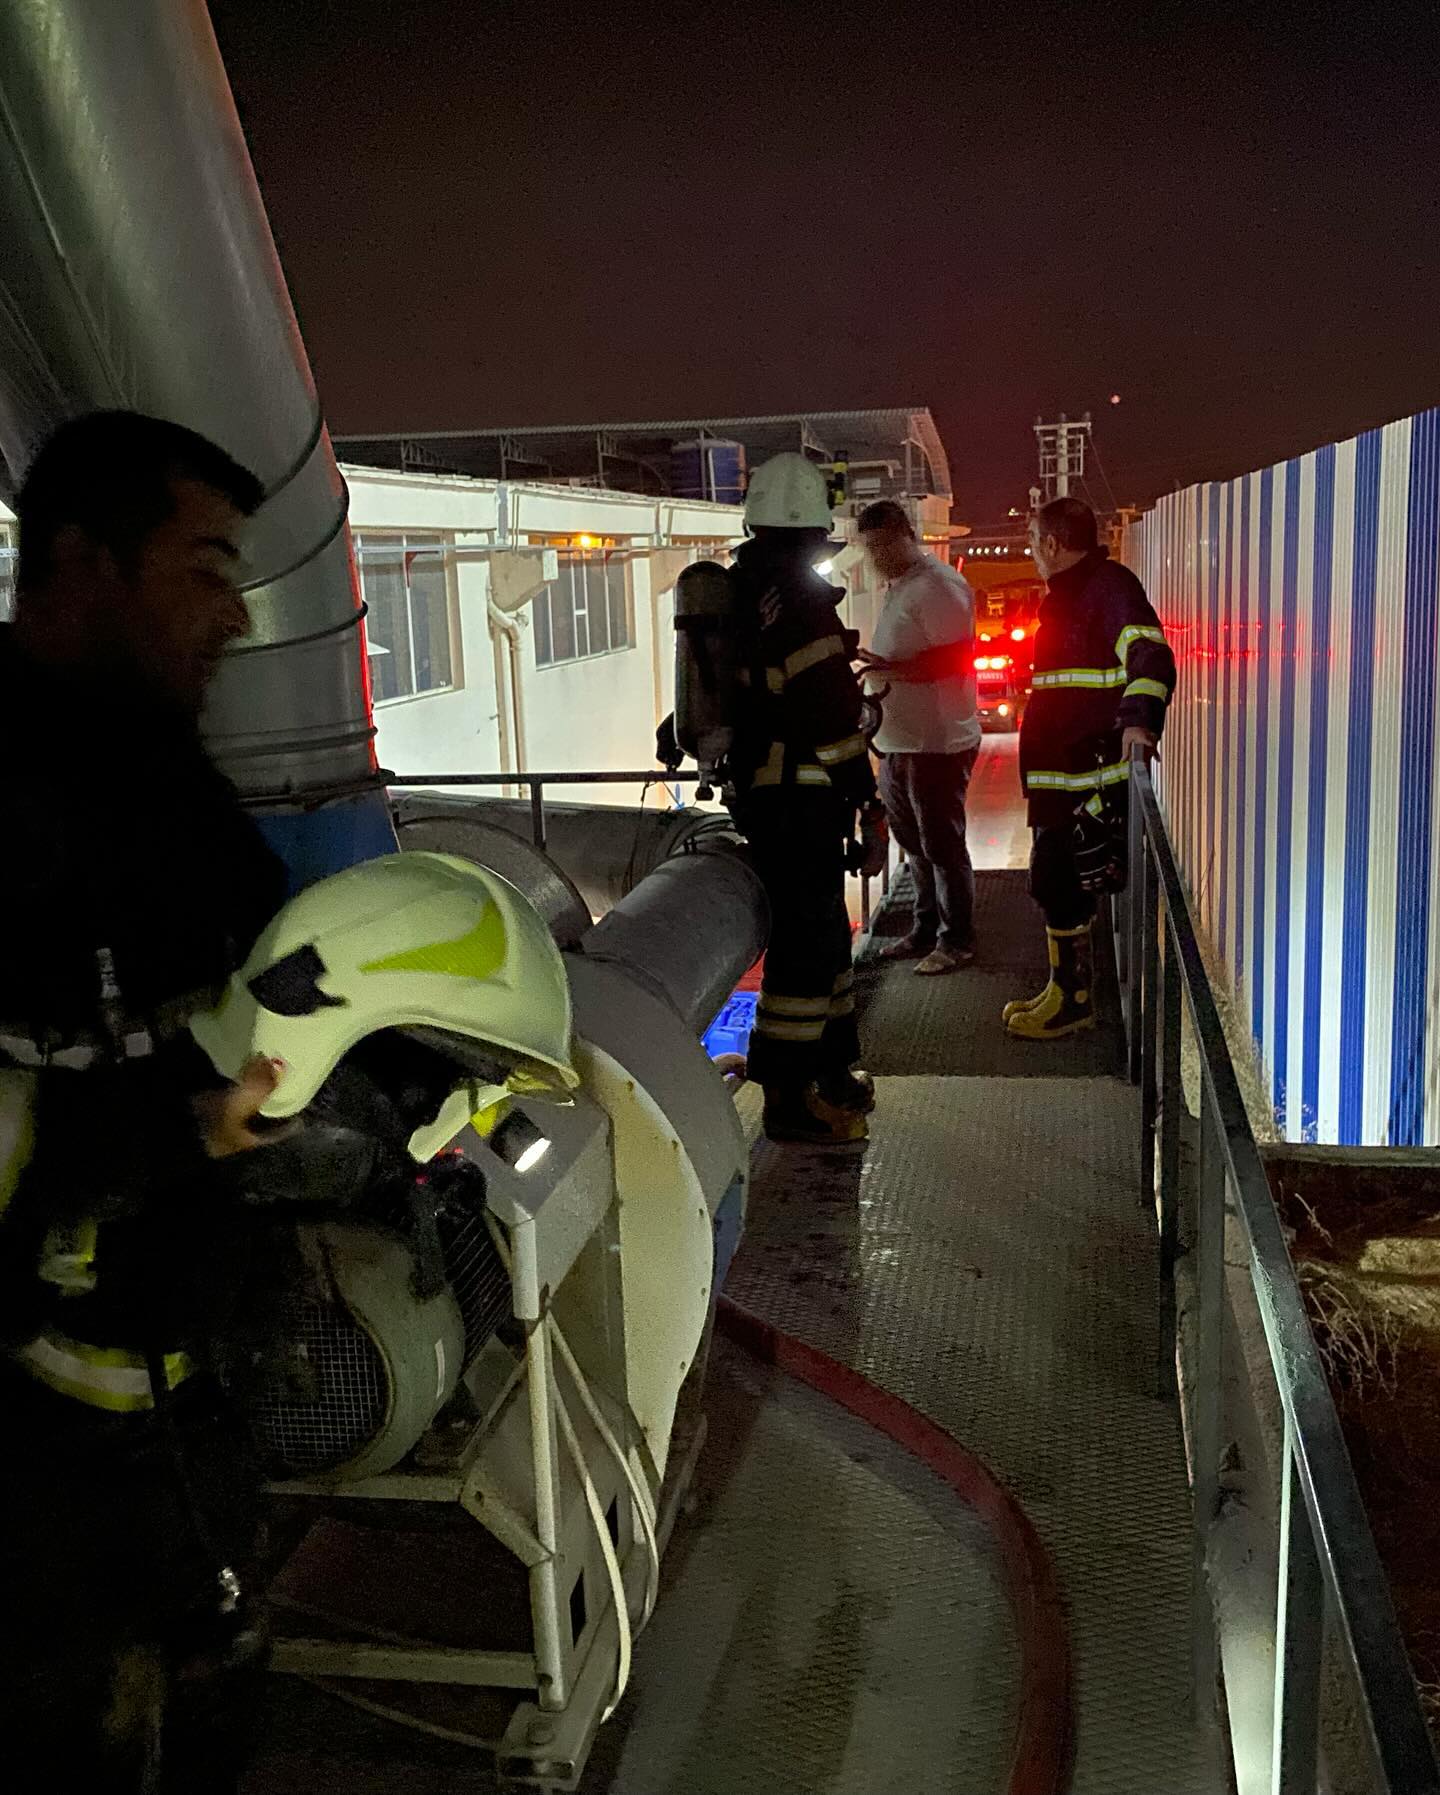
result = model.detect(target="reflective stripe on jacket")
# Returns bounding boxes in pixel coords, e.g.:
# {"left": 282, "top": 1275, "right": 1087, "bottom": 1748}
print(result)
{"left": 1019, "top": 548, "right": 1175, "bottom": 826}
{"left": 17, "top": 1329, "right": 194, "bottom": 1412}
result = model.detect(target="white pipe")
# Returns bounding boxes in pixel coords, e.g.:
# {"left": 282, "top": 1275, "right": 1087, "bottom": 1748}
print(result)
{"left": 488, "top": 601, "right": 527, "bottom": 782}
{"left": 548, "top": 1314, "right": 660, "bottom": 1626}
{"left": 524, "top": 1312, "right": 568, "bottom": 1709}
{"left": 551, "top": 1370, "right": 633, "bottom": 1720}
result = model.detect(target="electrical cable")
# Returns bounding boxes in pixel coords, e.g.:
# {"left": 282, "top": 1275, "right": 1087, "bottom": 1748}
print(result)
{"left": 484, "top": 1210, "right": 661, "bottom": 1630}
{"left": 622, "top": 776, "right": 656, "bottom": 896}
{"left": 551, "top": 1366, "right": 632, "bottom": 1719}
{"left": 547, "top": 1312, "right": 661, "bottom": 1626}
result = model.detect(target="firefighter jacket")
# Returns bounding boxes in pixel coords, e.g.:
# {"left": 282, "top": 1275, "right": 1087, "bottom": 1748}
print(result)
{"left": 727, "top": 535, "right": 877, "bottom": 808}
{"left": 0, "top": 624, "right": 288, "bottom": 1414}
{"left": 1019, "top": 548, "right": 1176, "bottom": 827}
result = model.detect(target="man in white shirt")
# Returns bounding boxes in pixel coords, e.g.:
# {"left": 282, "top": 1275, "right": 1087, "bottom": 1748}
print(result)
{"left": 857, "top": 501, "right": 981, "bottom": 974}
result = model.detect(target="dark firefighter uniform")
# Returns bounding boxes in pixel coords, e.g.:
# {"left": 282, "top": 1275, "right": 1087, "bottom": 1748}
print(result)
{"left": 0, "top": 622, "right": 288, "bottom": 1791}
{"left": 1007, "top": 546, "right": 1175, "bottom": 1039}
{"left": 725, "top": 534, "right": 877, "bottom": 1109}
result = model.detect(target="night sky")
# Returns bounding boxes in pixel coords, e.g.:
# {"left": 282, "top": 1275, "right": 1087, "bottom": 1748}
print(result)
{"left": 209, "top": 0, "right": 1440, "bottom": 523}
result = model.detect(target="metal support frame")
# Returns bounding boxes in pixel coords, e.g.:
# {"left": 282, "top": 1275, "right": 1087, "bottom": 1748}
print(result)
{"left": 264, "top": 1190, "right": 653, "bottom": 1777}
{"left": 1273, "top": 1421, "right": 1323, "bottom": 1794}
{"left": 1156, "top": 932, "right": 1182, "bottom": 1399}
{"left": 1190, "top": 1099, "right": 1226, "bottom": 1713}
{"left": 1117, "top": 749, "right": 1440, "bottom": 1792}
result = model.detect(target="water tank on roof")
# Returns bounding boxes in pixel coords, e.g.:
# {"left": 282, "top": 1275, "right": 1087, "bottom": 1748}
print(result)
{"left": 670, "top": 438, "right": 747, "bottom": 506}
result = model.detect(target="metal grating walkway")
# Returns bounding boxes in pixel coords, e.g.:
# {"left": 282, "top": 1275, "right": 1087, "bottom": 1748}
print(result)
{"left": 723, "top": 1076, "right": 1219, "bottom": 1793}
{"left": 586, "top": 1336, "right": 1019, "bottom": 1793}
{"left": 604, "top": 847, "right": 1219, "bottom": 1791}
{"left": 692, "top": 847, "right": 1221, "bottom": 1793}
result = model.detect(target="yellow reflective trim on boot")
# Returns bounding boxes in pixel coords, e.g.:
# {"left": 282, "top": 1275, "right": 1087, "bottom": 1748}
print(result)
{"left": 1002, "top": 983, "right": 1055, "bottom": 1024}
{"left": 1002, "top": 924, "right": 1078, "bottom": 1023}
{"left": 1006, "top": 982, "right": 1097, "bottom": 1040}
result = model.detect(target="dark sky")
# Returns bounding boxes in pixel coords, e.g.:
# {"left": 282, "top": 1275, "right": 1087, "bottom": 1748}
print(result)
{"left": 209, "top": 0, "right": 1440, "bottom": 522}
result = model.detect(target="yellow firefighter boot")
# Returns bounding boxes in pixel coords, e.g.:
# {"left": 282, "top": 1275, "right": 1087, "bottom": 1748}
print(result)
{"left": 1001, "top": 926, "right": 1064, "bottom": 1023}
{"left": 1006, "top": 926, "right": 1097, "bottom": 1040}
{"left": 763, "top": 1081, "right": 869, "bottom": 1144}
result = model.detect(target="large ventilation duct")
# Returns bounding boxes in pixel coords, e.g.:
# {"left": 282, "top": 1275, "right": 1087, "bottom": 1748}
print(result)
{"left": 0, "top": 0, "right": 392, "bottom": 877}
{"left": 580, "top": 847, "right": 768, "bottom": 1035}
{"left": 393, "top": 791, "right": 743, "bottom": 917}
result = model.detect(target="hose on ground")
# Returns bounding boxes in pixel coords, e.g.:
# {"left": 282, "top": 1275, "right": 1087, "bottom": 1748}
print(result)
{"left": 715, "top": 1294, "right": 1074, "bottom": 1795}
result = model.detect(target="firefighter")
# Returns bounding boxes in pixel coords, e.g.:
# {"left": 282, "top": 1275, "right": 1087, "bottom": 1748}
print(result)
{"left": 727, "top": 453, "right": 886, "bottom": 1143}
{"left": 0, "top": 412, "right": 291, "bottom": 1791}
{"left": 1006, "top": 495, "right": 1175, "bottom": 1040}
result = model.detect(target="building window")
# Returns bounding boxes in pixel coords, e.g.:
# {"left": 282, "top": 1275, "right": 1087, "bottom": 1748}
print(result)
{"left": 533, "top": 551, "right": 633, "bottom": 667}
{"left": 0, "top": 524, "right": 14, "bottom": 622}
{"left": 354, "top": 532, "right": 455, "bottom": 704}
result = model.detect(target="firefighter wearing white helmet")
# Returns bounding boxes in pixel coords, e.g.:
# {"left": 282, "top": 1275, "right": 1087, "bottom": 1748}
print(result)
{"left": 191, "top": 851, "right": 579, "bottom": 1162}
{"left": 667, "top": 451, "right": 886, "bottom": 1145}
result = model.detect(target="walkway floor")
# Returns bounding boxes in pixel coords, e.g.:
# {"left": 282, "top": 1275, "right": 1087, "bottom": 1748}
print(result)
{"left": 243, "top": 737, "right": 1222, "bottom": 1793}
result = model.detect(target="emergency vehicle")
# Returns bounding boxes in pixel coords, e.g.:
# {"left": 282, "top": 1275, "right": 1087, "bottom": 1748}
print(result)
{"left": 972, "top": 576, "right": 1043, "bottom": 731}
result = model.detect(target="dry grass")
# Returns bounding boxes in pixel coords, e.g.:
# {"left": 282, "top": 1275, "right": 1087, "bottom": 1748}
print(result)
{"left": 1299, "top": 1263, "right": 1404, "bottom": 1403}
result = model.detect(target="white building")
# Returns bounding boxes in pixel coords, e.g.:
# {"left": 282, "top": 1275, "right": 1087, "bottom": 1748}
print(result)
{"left": 344, "top": 466, "right": 746, "bottom": 808}
{"left": 0, "top": 403, "right": 956, "bottom": 810}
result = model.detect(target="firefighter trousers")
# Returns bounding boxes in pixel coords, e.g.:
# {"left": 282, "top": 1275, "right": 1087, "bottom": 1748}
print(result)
{"left": 1029, "top": 823, "right": 1098, "bottom": 931}
{"left": 0, "top": 1370, "right": 267, "bottom": 1793}
{"left": 732, "top": 789, "right": 860, "bottom": 1088}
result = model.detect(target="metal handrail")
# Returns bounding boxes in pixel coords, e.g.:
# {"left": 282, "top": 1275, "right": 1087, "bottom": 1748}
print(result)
{"left": 1121, "top": 750, "right": 1440, "bottom": 1792}
{"left": 389, "top": 768, "right": 700, "bottom": 855}
{"left": 387, "top": 766, "right": 891, "bottom": 915}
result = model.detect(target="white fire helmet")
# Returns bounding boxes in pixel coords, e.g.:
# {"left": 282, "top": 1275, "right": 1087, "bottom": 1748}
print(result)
{"left": 191, "top": 851, "right": 579, "bottom": 1161}
{"left": 742, "top": 452, "right": 833, "bottom": 531}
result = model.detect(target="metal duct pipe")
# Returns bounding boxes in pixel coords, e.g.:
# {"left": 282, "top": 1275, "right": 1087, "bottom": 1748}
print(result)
{"left": 392, "top": 810, "right": 591, "bottom": 948}
{"left": 0, "top": 1, "right": 390, "bottom": 869}
{"left": 392, "top": 792, "right": 743, "bottom": 917}
{"left": 578, "top": 847, "right": 768, "bottom": 1036}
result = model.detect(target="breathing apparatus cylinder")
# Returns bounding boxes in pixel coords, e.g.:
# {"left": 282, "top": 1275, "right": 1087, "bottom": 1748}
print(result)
{"left": 673, "top": 560, "right": 742, "bottom": 800}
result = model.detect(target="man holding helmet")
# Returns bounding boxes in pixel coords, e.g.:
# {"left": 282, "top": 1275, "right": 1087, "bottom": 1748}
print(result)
{"left": 0, "top": 412, "right": 579, "bottom": 1791}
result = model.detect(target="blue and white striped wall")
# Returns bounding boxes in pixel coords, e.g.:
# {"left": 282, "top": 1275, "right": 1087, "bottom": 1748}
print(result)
{"left": 1131, "top": 407, "right": 1440, "bottom": 1145}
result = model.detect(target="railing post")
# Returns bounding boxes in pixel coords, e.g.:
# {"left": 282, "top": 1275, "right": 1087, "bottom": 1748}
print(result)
{"left": 1126, "top": 763, "right": 1146, "bottom": 1082}
{"left": 1157, "top": 919, "right": 1183, "bottom": 1399}
{"left": 530, "top": 779, "right": 546, "bottom": 852}
{"left": 1190, "top": 1095, "right": 1226, "bottom": 1716}
{"left": 1139, "top": 850, "right": 1160, "bottom": 1214}
{"left": 1272, "top": 1425, "right": 1323, "bottom": 1794}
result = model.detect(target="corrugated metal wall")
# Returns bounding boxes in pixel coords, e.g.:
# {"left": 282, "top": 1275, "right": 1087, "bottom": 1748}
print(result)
{"left": 1131, "top": 407, "right": 1440, "bottom": 1145}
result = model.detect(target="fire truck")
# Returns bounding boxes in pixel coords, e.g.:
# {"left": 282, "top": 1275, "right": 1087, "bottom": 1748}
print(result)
{"left": 972, "top": 576, "right": 1043, "bottom": 731}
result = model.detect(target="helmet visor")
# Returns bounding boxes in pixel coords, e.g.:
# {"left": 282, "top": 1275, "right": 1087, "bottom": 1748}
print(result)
{"left": 399, "top": 1026, "right": 575, "bottom": 1099}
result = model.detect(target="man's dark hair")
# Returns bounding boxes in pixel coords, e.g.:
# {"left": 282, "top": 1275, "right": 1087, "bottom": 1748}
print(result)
{"left": 1034, "top": 495, "right": 1098, "bottom": 554}
{"left": 15, "top": 411, "right": 265, "bottom": 594}
{"left": 856, "top": 499, "right": 915, "bottom": 537}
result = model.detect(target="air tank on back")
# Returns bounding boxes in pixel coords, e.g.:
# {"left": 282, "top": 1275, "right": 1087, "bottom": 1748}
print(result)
{"left": 669, "top": 437, "right": 746, "bottom": 505}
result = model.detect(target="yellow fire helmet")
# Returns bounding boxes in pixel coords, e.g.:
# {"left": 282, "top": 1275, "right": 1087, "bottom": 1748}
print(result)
{"left": 191, "top": 851, "right": 579, "bottom": 1161}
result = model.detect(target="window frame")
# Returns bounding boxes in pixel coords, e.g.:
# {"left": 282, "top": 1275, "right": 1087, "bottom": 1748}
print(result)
{"left": 353, "top": 529, "right": 461, "bottom": 706}
{"left": 530, "top": 538, "right": 636, "bottom": 669}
